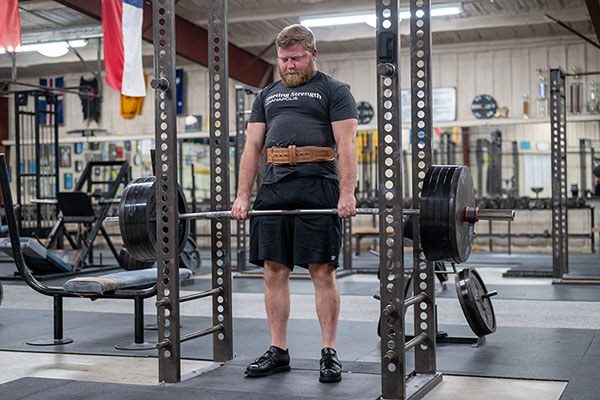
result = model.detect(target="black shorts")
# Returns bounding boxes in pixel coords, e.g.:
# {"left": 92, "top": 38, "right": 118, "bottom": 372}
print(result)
{"left": 249, "top": 176, "right": 342, "bottom": 270}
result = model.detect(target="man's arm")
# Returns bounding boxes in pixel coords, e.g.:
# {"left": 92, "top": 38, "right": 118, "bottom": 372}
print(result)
{"left": 231, "top": 122, "right": 266, "bottom": 219}
{"left": 332, "top": 118, "right": 358, "bottom": 218}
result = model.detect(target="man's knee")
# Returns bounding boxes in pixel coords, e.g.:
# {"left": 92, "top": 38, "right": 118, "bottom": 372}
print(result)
{"left": 309, "top": 264, "right": 336, "bottom": 287}
{"left": 264, "top": 260, "right": 290, "bottom": 284}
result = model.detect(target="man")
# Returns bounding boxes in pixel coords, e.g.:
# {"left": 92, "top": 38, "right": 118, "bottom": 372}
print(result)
{"left": 231, "top": 24, "right": 358, "bottom": 383}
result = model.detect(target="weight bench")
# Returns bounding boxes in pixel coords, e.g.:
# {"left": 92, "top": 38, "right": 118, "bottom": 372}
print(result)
{"left": 353, "top": 226, "right": 379, "bottom": 255}
{"left": 354, "top": 216, "right": 415, "bottom": 256}
{"left": 0, "top": 154, "right": 193, "bottom": 350}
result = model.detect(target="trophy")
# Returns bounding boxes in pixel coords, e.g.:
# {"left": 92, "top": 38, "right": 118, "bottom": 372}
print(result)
{"left": 570, "top": 68, "right": 583, "bottom": 115}
{"left": 587, "top": 80, "right": 599, "bottom": 115}
{"left": 536, "top": 68, "right": 548, "bottom": 118}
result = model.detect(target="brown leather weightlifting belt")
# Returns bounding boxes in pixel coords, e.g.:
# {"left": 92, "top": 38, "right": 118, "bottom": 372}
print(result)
{"left": 265, "top": 145, "right": 335, "bottom": 165}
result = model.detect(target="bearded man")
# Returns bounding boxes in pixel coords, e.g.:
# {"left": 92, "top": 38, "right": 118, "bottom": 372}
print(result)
{"left": 231, "top": 24, "right": 358, "bottom": 383}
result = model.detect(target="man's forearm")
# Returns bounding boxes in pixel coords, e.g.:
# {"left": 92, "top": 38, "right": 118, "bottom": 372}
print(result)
{"left": 236, "top": 144, "right": 262, "bottom": 199}
{"left": 337, "top": 138, "right": 357, "bottom": 196}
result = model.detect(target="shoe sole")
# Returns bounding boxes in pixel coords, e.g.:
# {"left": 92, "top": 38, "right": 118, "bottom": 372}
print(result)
{"left": 245, "top": 365, "right": 291, "bottom": 378}
{"left": 319, "top": 375, "right": 342, "bottom": 383}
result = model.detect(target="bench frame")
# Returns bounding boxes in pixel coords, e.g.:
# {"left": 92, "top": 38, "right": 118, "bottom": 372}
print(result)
{"left": 0, "top": 154, "right": 156, "bottom": 350}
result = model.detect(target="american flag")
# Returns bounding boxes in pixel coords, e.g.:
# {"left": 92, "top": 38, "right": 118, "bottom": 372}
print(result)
{"left": 38, "top": 77, "right": 64, "bottom": 126}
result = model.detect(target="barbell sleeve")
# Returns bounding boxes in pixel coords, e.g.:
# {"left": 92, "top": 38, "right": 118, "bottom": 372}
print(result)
{"left": 103, "top": 206, "right": 514, "bottom": 228}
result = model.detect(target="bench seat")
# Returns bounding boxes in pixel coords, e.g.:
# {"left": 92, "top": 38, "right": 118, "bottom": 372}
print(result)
{"left": 63, "top": 268, "right": 193, "bottom": 295}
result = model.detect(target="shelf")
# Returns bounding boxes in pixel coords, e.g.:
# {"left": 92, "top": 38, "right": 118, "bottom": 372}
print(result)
{"left": 1, "top": 130, "right": 231, "bottom": 146}
{"left": 357, "top": 114, "right": 600, "bottom": 131}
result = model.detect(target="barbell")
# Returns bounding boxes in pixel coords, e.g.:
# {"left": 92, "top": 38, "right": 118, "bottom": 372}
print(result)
{"left": 104, "top": 165, "right": 514, "bottom": 264}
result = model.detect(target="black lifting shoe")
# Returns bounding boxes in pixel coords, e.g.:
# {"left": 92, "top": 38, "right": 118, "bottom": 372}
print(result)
{"left": 245, "top": 346, "right": 291, "bottom": 378}
{"left": 319, "top": 347, "right": 342, "bottom": 383}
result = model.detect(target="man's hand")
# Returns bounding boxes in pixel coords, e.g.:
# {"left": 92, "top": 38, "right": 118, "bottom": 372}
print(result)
{"left": 231, "top": 196, "right": 251, "bottom": 220}
{"left": 337, "top": 193, "right": 356, "bottom": 218}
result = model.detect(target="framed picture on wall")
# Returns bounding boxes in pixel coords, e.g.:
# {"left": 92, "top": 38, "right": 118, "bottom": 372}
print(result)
{"left": 60, "top": 146, "right": 71, "bottom": 168}
{"left": 74, "top": 142, "right": 83, "bottom": 154}
{"left": 64, "top": 173, "right": 73, "bottom": 190}
{"left": 75, "top": 160, "right": 83, "bottom": 172}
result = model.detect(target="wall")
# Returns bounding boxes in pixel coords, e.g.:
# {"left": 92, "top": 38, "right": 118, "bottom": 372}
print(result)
{"left": 7, "top": 63, "right": 244, "bottom": 139}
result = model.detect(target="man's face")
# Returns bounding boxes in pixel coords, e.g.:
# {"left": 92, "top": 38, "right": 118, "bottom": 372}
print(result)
{"left": 277, "top": 43, "right": 317, "bottom": 88}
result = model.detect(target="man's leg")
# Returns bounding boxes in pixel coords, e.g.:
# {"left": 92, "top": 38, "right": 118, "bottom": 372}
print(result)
{"left": 309, "top": 263, "right": 340, "bottom": 349}
{"left": 264, "top": 260, "right": 291, "bottom": 349}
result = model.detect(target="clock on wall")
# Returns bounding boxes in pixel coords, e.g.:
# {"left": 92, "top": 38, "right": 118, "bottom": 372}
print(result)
{"left": 471, "top": 94, "right": 498, "bottom": 119}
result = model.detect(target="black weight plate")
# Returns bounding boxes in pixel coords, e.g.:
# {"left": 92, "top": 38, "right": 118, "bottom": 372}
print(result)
{"left": 455, "top": 267, "right": 496, "bottom": 337}
{"left": 471, "top": 94, "right": 497, "bottom": 119}
{"left": 119, "top": 247, "right": 155, "bottom": 271}
{"left": 119, "top": 176, "right": 189, "bottom": 262}
{"left": 448, "top": 166, "right": 475, "bottom": 263}
{"left": 179, "top": 236, "right": 202, "bottom": 272}
{"left": 120, "top": 177, "right": 155, "bottom": 261}
{"left": 421, "top": 165, "right": 454, "bottom": 261}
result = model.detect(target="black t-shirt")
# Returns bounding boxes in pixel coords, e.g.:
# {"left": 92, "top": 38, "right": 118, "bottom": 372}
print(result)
{"left": 249, "top": 71, "right": 358, "bottom": 184}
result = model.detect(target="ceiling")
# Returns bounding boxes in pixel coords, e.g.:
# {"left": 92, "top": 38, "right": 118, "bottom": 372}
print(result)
{"left": 0, "top": 0, "right": 594, "bottom": 78}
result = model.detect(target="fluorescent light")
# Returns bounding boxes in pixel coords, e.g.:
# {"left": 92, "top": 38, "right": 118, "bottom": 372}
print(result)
{"left": 431, "top": 6, "right": 462, "bottom": 17}
{"left": 300, "top": 14, "right": 376, "bottom": 28}
{"left": 300, "top": 4, "right": 462, "bottom": 28}
{"left": 0, "top": 39, "right": 87, "bottom": 57}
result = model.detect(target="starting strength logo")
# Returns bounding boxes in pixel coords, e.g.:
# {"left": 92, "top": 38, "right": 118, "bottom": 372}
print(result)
{"left": 265, "top": 91, "right": 322, "bottom": 106}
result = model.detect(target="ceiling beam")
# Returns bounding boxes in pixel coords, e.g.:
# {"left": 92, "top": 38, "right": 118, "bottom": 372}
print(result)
{"left": 232, "top": 7, "right": 591, "bottom": 48}
{"left": 188, "top": 0, "right": 468, "bottom": 24}
{"left": 20, "top": 25, "right": 103, "bottom": 44}
{"left": 585, "top": 0, "right": 600, "bottom": 43}
{"left": 53, "top": 0, "right": 274, "bottom": 88}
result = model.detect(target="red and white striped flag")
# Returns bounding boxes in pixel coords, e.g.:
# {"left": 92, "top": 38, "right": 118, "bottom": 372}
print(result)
{"left": 102, "top": 0, "right": 146, "bottom": 97}
{"left": 0, "top": 0, "right": 21, "bottom": 52}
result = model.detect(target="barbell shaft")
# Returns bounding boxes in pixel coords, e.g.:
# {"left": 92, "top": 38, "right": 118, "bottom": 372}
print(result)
{"left": 103, "top": 207, "right": 514, "bottom": 228}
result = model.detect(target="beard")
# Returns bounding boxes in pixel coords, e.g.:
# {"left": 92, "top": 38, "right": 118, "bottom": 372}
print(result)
{"left": 279, "top": 62, "right": 316, "bottom": 88}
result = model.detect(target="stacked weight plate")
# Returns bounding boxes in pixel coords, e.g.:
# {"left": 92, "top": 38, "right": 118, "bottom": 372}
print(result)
{"left": 420, "top": 165, "right": 475, "bottom": 263}
{"left": 119, "top": 177, "right": 190, "bottom": 262}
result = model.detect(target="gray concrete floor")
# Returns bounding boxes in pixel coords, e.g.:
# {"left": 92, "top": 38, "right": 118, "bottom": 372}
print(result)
{"left": 0, "top": 262, "right": 585, "bottom": 399}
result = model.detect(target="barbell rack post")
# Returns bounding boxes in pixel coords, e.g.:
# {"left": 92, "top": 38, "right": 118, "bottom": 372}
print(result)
{"left": 375, "top": 0, "right": 406, "bottom": 397}
{"left": 152, "top": 0, "right": 181, "bottom": 384}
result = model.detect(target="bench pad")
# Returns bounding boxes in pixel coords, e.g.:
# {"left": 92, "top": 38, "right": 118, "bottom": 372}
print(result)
{"left": 63, "top": 268, "right": 193, "bottom": 295}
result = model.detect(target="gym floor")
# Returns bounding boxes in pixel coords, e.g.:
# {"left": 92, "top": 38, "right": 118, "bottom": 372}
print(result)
{"left": 0, "top": 252, "right": 599, "bottom": 399}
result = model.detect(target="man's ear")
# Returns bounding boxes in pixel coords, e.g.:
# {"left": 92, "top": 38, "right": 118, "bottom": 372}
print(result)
{"left": 312, "top": 48, "right": 318, "bottom": 59}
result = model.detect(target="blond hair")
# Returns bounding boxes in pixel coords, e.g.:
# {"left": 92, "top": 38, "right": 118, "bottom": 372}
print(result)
{"left": 276, "top": 24, "right": 316, "bottom": 52}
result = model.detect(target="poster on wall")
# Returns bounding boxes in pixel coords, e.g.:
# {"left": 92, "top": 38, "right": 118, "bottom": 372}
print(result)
{"left": 64, "top": 173, "right": 73, "bottom": 190}
{"left": 60, "top": 146, "right": 71, "bottom": 168}
{"left": 401, "top": 87, "right": 456, "bottom": 123}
